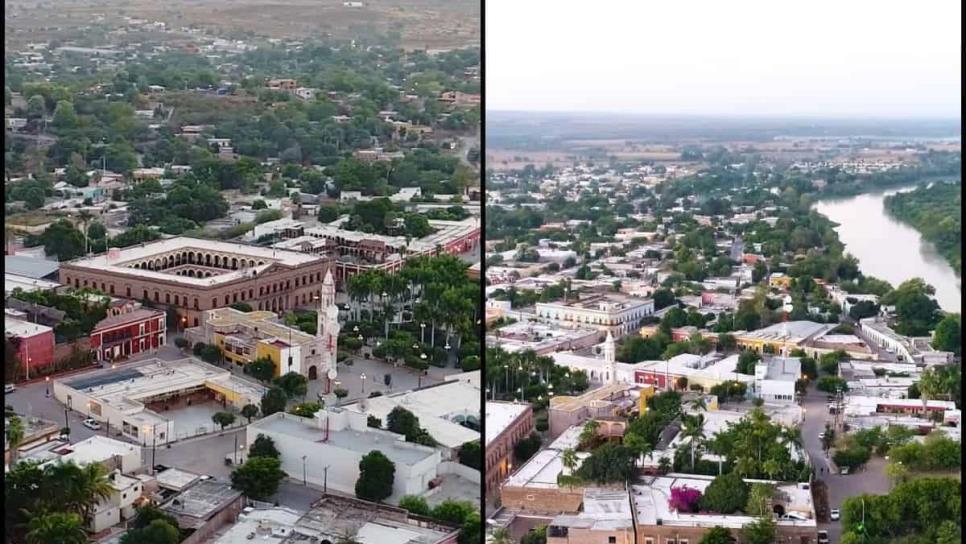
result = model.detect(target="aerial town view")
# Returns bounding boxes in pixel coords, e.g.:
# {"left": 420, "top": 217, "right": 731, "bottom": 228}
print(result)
{"left": 483, "top": 2, "right": 961, "bottom": 544}
{"left": 4, "top": 0, "right": 482, "bottom": 543}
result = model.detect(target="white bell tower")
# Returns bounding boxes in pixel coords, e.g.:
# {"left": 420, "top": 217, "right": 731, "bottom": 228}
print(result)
{"left": 603, "top": 331, "right": 617, "bottom": 385}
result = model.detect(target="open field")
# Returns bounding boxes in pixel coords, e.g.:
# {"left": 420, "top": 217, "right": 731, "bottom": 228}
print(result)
{"left": 5, "top": 0, "right": 478, "bottom": 50}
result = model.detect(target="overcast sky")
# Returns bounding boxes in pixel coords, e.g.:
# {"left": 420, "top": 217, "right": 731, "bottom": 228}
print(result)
{"left": 486, "top": 0, "right": 961, "bottom": 118}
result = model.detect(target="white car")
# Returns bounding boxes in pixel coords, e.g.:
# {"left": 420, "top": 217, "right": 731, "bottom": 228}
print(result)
{"left": 830, "top": 508, "right": 840, "bottom": 521}
{"left": 4, "top": 384, "right": 15, "bottom": 394}
{"left": 817, "top": 530, "right": 830, "bottom": 544}
{"left": 82, "top": 418, "right": 101, "bottom": 430}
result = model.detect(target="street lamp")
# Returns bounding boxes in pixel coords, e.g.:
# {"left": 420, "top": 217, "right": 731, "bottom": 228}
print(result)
{"left": 360, "top": 373, "right": 367, "bottom": 393}
{"left": 420, "top": 322, "right": 426, "bottom": 343}
{"left": 302, "top": 455, "right": 307, "bottom": 485}
{"left": 45, "top": 376, "right": 50, "bottom": 397}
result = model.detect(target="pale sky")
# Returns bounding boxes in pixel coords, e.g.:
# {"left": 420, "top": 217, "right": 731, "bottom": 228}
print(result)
{"left": 486, "top": 0, "right": 961, "bottom": 118}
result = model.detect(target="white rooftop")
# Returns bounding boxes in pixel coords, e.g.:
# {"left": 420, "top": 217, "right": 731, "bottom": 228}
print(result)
{"left": 65, "top": 237, "right": 324, "bottom": 286}
{"left": 346, "top": 374, "right": 481, "bottom": 450}
{"left": 5, "top": 316, "right": 53, "bottom": 337}
{"left": 631, "top": 475, "right": 816, "bottom": 529}
{"left": 210, "top": 506, "right": 304, "bottom": 543}
{"left": 41, "top": 435, "right": 141, "bottom": 469}
{"left": 485, "top": 402, "right": 529, "bottom": 447}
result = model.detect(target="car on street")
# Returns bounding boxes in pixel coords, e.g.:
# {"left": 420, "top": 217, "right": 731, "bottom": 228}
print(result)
{"left": 819, "top": 430, "right": 826, "bottom": 440}
{"left": 82, "top": 418, "right": 101, "bottom": 430}
{"left": 817, "top": 530, "right": 830, "bottom": 544}
{"left": 4, "top": 383, "right": 15, "bottom": 394}
{"left": 830, "top": 508, "right": 840, "bottom": 521}
{"left": 840, "top": 466, "right": 850, "bottom": 475}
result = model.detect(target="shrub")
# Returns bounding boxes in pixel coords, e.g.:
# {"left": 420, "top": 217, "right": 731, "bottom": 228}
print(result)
{"left": 174, "top": 337, "right": 189, "bottom": 349}
{"left": 669, "top": 485, "right": 703, "bottom": 513}
{"left": 700, "top": 472, "right": 749, "bottom": 514}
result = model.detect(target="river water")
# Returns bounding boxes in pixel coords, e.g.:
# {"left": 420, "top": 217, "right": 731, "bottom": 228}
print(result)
{"left": 813, "top": 185, "right": 961, "bottom": 313}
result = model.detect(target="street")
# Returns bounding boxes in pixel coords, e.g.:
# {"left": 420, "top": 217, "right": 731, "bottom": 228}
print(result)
{"left": 801, "top": 384, "right": 892, "bottom": 543}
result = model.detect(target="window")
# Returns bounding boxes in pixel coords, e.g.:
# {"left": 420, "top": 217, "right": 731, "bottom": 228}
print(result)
{"left": 608, "top": 538, "right": 617, "bottom": 544}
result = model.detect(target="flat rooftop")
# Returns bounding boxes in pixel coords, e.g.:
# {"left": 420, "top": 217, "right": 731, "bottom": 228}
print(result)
{"left": 5, "top": 316, "right": 53, "bottom": 337}
{"left": 631, "top": 475, "right": 816, "bottom": 529}
{"left": 64, "top": 237, "right": 324, "bottom": 286}
{"left": 162, "top": 479, "right": 242, "bottom": 524}
{"left": 5, "top": 273, "right": 60, "bottom": 295}
{"left": 550, "top": 383, "right": 636, "bottom": 414}
{"left": 286, "top": 495, "right": 458, "bottom": 544}
{"left": 504, "top": 426, "right": 587, "bottom": 490}
{"left": 550, "top": 489, "right": 634, "bottom": 531}
{"left": 61, "top": 358, "right": 266, "bottom": 413}
{"left": 211, "top": 506, "right": 304, "bottom": 543}
{"left": 537, "top": 293, "right": 653, "bottom": 311}
{"left": 251, "top": 413, "right": 437, "bottom": 466}
{"left": 762, "top": 357, "right": 801, "bottom": 382}
{"left": 485, "top": 402, "right": 530, "bottom": 447}
{"left": 346, "top": 376, "right": 481, "bottom": 449}
{"left": 204, "top": 307, "right": 318, "bottom": 347}
{"left": 737, "top": 321, "right": 832, "bottom": 343}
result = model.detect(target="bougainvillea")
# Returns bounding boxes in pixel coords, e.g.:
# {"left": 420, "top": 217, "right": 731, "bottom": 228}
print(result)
{"left": 669, "top": 485, "right": 703, "bottom": 513}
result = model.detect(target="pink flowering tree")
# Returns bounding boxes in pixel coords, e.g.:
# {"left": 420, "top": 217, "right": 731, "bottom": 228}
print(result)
{"left": 669, "top": 485, "right": 703, "bottom": 513}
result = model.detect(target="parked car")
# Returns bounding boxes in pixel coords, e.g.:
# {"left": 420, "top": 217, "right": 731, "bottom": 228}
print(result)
{"left": 840, "top": 466, "right": 850, "bottom": 475}
{"left": 82, "top": 418, "right": 101, "bottom": 430}
{"left": 4, "top": 384, "right": 15, "bottom": 394}
{"left": 830, "top": 508, "right": 840, "bottom": 521}
{"left": 817, "top": 530, "right": 830, "bottom": 544}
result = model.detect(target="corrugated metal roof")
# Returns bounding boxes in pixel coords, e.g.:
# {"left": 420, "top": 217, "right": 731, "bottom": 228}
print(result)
{"left": 5, "top": 255, "right": 60, "bottom": 279}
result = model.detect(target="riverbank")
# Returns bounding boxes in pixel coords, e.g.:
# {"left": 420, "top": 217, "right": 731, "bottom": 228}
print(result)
{"left": 813, "top": 185, "right": 961, "bottom": 313}
{"left": 883, "top": 181, "right": 961, "bottom": 275}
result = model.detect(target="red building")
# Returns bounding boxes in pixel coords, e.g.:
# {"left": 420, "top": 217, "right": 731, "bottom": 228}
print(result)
{"left": 5, "top": 317, "right": 56, "bottom": 377}
{"left": 90, "top": 308, "right": 167, "bottom": 362}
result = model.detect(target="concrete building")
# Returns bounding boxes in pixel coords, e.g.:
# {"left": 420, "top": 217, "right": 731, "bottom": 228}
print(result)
{"left": 548, "top": 383, "right": 636, "bottom": 439}
{"left": 546, "top": 489, "right": 636, "bottom": 544}
{"left": 186, "top": 271, "right": 340, "bottom": 383}
{"left": 160, "top": 479, "right": 245, "bottom": 544}
{"left": 246, "top": 408, "right": 442, "bottom": 502}
{"left": 859, "top": 317, "right": 953, "bottom": 364}
{"left": 735, "top": 320, "right": 835, "bottom": 355}
{"left": 270, "top": 217, "right": 480, "bottom": 286}
{"left": 344, "top": 371, "right": 481, "bottom": 457}
{"left": 89, "top": 307, "right": 167, "bottom": 362}
{"left": 500, "top": 426, "right": 592, "bottom": 513}
{"left": 53, "top": 358, "right": 266, "bottom": 445}
{"left": 485, "top": 401, "right": 533, "bottom": 497}
{"left": 754, "top": 357, "right": 801, "bottom": 403}
{"left": 59, "top": 237, "right": 333, "bottom": 327}
{"left": 631, "top": 475, "right": 818, "bottom": 544}
{"left": 5, "top": 316, "right": 55, "bottom": 376}
{"left": 632, "top": 354, "right": 755, "bottom": 393}
{"left": 486, "top": 322, "right": 601, "bottom": 356}
{"left": 534, "top": 294, "right": 655, "bottom": 337}
{"left": 262, "top": 494, "right": 461, "bottom": 544}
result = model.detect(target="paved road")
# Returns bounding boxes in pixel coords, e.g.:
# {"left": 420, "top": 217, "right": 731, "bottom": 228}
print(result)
{"left": 801, "top": 385, "right": 892, "bottom": 543}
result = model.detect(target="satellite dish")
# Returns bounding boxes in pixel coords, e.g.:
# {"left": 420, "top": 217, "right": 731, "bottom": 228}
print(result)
{"left": 327, "top": 369, "right": 338, "bottom": 380}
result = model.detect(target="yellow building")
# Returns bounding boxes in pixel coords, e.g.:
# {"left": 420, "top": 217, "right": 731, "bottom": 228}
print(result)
{"left": 768, "top": 272, "right": 792, "bottom": 289}
{"left": 190, "top": 308, "right": 325, "bottom": 380}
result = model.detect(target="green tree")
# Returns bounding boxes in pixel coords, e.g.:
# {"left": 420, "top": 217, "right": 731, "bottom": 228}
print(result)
{"left": 700, "top": 472, "right": 749, "bottom": 514}
{"left": 741, "top": 515, "right": 777, "bottom": 544}
{"left": 249, "top": 434, "right": 281, "bottom": 459}
{"left": 241, "top": 403, "right": 260, "bottom": 423}
{"left": 6, "top": 415, "right": 25, "bottom": 466}
{"left": 231, "top": 456, "right": 286, "bottom": 500}
{"left": 458, "top": 440, "right": 482, "bottom": 470}
{"left": 26, "top": 512, "right": 87, "bottom": 544}
{"left": 211, "top": 411, "right": 236, "bottom": 430}
{"left": 699, "top": 526, "right": 736, "bottom": 544}
{"left": 247, "top": 357, "right": 277, "bottom": 382}
{"left": 260, "top": 386, "right": 288, "bottom": 416}
{"left": 120, "top": 519, "right": 181, "bottom": 544}
{"left": 575, "top": 443, "right": 636, "bottom": 484}
{"left": 745, "top": 483, "right": 776, "bottom": 516}
{"left": 355, "top": 450, "right": 395, "bottom": 502}
{"left": 274, "top": 372, "right": 309, "bottom": 399}
{"left": 33, "top": 220, "right": 86, "bottom": 261}
{"left": 931, "top": 314, "right": 961, "bottom": 354}
{"left": 430, "top": 500, "right": 477, "bottom": 525}
{"left": 398, "top": 495, "right": 431, "bottom": 516}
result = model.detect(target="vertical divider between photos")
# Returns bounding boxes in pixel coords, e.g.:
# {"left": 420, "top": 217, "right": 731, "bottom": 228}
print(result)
{"left": 477, "top": 0, "right": 488, "bottom": 526}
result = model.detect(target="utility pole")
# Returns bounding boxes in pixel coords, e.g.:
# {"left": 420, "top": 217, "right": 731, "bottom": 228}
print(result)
{"left": 151, "top": 424, "right": 157, "bottom": 473}
{"left": 323, "top": 465, "right": 329, "bottom": 494}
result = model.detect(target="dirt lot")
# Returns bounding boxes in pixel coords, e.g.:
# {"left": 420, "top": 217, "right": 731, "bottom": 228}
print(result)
{"left": 5, "top": 0, "right": 478, "bottom": 51}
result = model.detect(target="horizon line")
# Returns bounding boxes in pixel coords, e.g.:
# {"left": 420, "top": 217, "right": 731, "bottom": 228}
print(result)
{"left": 486, "top": 109, "right": 963, "bottom": 122}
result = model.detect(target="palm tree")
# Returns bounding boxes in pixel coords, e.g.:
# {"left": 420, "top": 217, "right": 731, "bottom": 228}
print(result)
{"left": 5, "top": 415, "right": 25, "bottom": 466}
{"left": 561, "top": 448, "right": 578, "bottom": 475}
{"left": 681, "top": 413, "right": 706, "bottom": 470}
{"left": 490, "top": 528, "right": 513, "bottom": 544}
{"left": 77, "top": 209, "right": 93, "bottom": 256}
{"left": 690, "top": 397, "right": 708, "bottom": 412}
{"left": 579, "top": 419, "right": 600, "bottom": 449}
{"left": 26, "top": 512, "right": 87, "bottom": 544}
{"left": 762, "top": 459, "right": 782, "bottom": 481}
